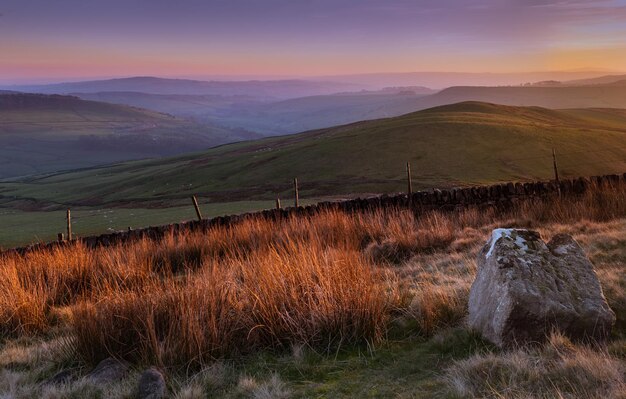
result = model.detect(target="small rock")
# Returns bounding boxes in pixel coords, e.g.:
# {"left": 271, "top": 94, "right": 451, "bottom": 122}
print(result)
{"left": 468, "top": 229, "right": 615, "bottom": 347}
{"left": 138, "top": 367, "right": 166, "bottom": 399}
{"left": 44, "top": 369, "right": 74, "bottom": 386}
{"left": 86, "top": 357, "right": 128, "bottom": 384}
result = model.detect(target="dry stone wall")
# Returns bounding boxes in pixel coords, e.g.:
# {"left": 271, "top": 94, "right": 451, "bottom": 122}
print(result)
{"left": 4, "top": 173, "right": 625, "bottom": 256}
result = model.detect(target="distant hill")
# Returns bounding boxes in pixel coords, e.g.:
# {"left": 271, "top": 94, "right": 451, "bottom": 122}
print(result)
{"left": 527, "top": 74, "right": 626, "bottom": 87}
{"left": 405, "top": 85, "right": 626, "bottom": 110}
{"left": 9, "top": 75, "right": 626, "bottom": 137}
{"left": 74, "top": 83, "right": 626, "bottom": 136}
{"left": 5, "top": 76, "right": 364, "bottom": 99}
{"left": 4, "top": 102, "right": 626, "bottom": 209}
{"left": 316, "top": 71, "right": 619, "bottom": 90}
{"left": 0, "top": 93, "right": 256, "bottom": 178}
{"left": 186, "top": 88, "right": 436, "bottom": 134}
{"left": 74, "top": 87, "right": 435, "bottom": 135}
{"left": 73, "top": 91, "right": 267, "bottom": 122}
{"left": 560, "top": 74, "right": 626, "bottom": 86}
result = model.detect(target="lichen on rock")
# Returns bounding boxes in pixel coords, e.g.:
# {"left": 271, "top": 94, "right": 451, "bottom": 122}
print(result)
{"left": 468, "top": 229, "right": 615, "bottom": 348}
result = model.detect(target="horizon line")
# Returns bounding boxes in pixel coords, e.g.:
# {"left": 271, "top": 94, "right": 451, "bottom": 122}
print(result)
{"left": 2, "top": 68, "right": 625, "bottom": 87}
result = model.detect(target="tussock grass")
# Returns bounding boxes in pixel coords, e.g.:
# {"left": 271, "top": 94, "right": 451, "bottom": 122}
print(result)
{"left": 0, "top": 181, "right": 624, "bottom": 393}
{"left": 445, "top": 332, "right": 625, "bottom": 398}
{"left": 71, "top": 242, "right": 393, "bottom": 366}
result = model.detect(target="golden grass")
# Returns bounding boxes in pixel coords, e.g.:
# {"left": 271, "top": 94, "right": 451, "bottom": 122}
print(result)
{"left": 445, "top": 332, "right": 625, "bottom": 398}
{"left": 71, "top": 242, "right": 394, "bottom": 367}
{"left": 0, "top": 182, "right": 624, "bottom": 376}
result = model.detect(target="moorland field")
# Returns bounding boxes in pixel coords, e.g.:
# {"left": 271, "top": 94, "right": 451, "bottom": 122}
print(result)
{"left": 0, "top": 182, "right": 624, "bottom": 397}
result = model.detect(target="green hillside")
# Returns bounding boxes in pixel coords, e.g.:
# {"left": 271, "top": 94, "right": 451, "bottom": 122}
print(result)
{"left": 0, "top": 93, "right": 249, "bottom": 178}
{"left": 3, "top": 102, "right": 626, "bottom": 211}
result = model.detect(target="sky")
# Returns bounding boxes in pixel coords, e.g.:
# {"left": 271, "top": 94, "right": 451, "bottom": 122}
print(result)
{"left": 2, "top": 0, "right": 626, "bottom": 83}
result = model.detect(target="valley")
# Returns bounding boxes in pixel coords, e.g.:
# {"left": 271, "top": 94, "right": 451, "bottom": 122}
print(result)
{"left": 0, "top": 93, "right": 255, "bottom": 178}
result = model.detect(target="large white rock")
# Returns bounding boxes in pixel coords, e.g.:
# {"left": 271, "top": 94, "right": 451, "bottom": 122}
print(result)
{"left": 468, "top": 229, "right": 615, "bottom": 347}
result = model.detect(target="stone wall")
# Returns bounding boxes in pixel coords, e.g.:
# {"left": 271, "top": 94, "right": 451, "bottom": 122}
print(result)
{"left": 3, "top": 173, "right": 625, "bottom": 256}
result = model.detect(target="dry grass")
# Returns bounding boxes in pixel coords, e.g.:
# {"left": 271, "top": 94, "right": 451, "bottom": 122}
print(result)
{"left": 445, "top": 332, "right": 625, "bottom": 398}
{"left": 71, "top": 242, "right": 394, "bottom": 367}
{"left": 0, "top": 181, "right": 624, "bottom": 397}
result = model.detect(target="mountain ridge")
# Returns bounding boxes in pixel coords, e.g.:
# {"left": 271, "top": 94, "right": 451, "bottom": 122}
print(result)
{"left": 3, "top": 76, "right": 365, "bottom": 99}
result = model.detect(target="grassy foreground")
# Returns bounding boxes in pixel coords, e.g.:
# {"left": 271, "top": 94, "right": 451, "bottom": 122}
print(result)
{"left": 0, "top": 184, "right": 625, "bottom": 398}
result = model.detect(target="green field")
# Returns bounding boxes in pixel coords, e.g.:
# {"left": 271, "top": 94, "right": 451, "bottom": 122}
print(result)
{"left": 0, "top": 201, "right": 271, "bottom": 249}
{"left": 3, "top": 101, "right": 626, "bottom": 247}
{"left": 0, "top": 198, "right": 326, "bottom": 249}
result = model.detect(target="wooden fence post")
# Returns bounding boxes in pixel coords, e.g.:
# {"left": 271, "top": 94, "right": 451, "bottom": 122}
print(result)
{"left": 191, "top": 195, "right": 203, "bottom": 221}
{"left": 406, "top": 162, "right": 413, "bottom": 196}
{"left": 552, "top": 148, "right": 561, "bottom": 196}
{"left": 66, "top": 209, "right": 72, "bottom": 241}
{"left": 57, "top": 233, "right": 64, "bottom": 242}
{"left": 276, "top": 196, "right": 281, "bottom": 210}
{"left": 293, "top": 178, "right": 299, "bottom": 207}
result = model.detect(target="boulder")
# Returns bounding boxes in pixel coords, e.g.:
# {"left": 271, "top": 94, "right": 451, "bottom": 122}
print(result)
{"left": 86, "top": 357, "right": 128, "bottom": 384}
{"left": 468, "top": 229, "right": 615, "bottom": 347}
{"left": 138, "top": 368, "right": 166, "bottom": 399}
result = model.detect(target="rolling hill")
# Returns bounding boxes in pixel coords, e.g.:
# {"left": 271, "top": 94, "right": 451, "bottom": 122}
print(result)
{"left": 3, "top": 102, "right": 626, "bottom": 210}
{"left": 72, "top": 82, "right": 626, "bottom": 136}
{"left": 72, "top": 91, "right": 263, "bottom": 121}
{"left": 415, "top": 84, "right": 626, "bottom": 110}
{"left": 0, "top": 93, "right": 256, "bottom": 178}
{"left": 75, "top": 88, "right": 433, "bottom": 135}
{"left": 559, "top": 74, "right": 626, "bottom": 86}
{"left": 5, "top": 76, "right": 363, "bottom": 99}
{"left": 9, "top": 75, "right": 626, "bottom": 138}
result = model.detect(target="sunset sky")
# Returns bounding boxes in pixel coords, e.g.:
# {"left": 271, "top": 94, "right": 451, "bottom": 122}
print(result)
{"left": 2, "top": 0, "right": 626, "bottom": 83}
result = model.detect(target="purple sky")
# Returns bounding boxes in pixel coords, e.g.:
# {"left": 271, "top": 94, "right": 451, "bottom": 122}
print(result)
{"left": 2, "top": 0, "right": 626, "bottom": 83}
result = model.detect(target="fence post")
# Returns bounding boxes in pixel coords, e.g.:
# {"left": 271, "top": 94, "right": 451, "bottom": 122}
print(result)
{"left": 276, "top": 196, "right": 281, "bottom": 210}
{"left": 66, "top": 209, "right": 72, "bottom": 241}
{"left": 191, "top": 195, "right": 203, "bottom": 221}
{"left": 293, "top": 178, "right": 299, "bottom": 207}
{"left": 406, "top": 161, "right": 413, "bottom": 196}
{"left": 57, "top": 233, "right": 64, "bottom": 242}
{"left": 552, "top": 148, "right": 561, "bottom": 196}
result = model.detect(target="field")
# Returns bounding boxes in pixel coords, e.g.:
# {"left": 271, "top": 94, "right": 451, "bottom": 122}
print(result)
{"left": 0, "top": 183, "right": 624, "bottom": 398}
{"left": 0, "top": 201, "right": 272, "bottom": 248}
